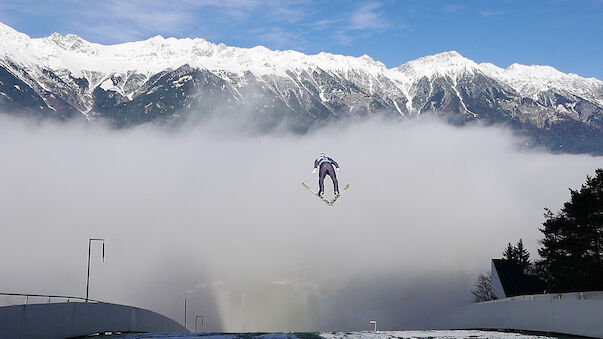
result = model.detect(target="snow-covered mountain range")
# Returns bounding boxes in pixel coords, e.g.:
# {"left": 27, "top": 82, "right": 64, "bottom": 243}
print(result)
{"left": 1, "top": 21, "right": 601, "bottom": 153}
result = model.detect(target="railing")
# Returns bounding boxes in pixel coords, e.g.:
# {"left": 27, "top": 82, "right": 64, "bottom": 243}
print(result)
{"left": 515, "top": 290, "right": 603, "bottom": 300}
{"left": 0, "top": 292, "right": 103, "bottom": 306}
{"left": 477, "top": 290, "right": 603, "bottom": 304}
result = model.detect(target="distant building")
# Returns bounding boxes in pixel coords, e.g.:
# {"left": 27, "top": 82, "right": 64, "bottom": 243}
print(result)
{"left": 491, "top": 259, "right": 543, "bottom": 299}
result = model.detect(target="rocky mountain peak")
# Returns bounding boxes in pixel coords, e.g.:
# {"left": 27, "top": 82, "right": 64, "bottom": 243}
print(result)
{"left": 0, "top": 21, "right": 601, "bottom": 154}
{"left": 44, "top": 32, "right": 90, "bottom": 51}
{"left": 396, "top": 50, "right": 480, "bottom": 80}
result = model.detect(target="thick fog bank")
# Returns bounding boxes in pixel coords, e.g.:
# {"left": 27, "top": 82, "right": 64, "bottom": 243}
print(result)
{"left": 0, "top": 115, "right": 600, "bottom": 331}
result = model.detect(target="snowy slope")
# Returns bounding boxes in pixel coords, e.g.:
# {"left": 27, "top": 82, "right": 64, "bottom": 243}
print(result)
{"left": 113, "top": 330, "right": 558, "bottom": 339}
{"left": 1, "top": 21, "right": 600, "bottom": 104}
{"left": 0, "top": 21, "right": 387, "bottom": 78}
{"left": 480, "top": 62, "right": 603, "bottom": 106}
{"left": 321, "top": 331, "right": 556, "bottom": 339}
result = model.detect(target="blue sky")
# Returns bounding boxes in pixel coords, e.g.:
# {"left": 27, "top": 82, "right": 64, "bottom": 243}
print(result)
{"left": 0, "top": 0, "right": 601, "bottom": 78}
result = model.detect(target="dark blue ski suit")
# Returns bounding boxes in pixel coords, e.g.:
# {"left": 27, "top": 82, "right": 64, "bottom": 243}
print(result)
{"left": 314, "top": 156, "right": 339, "bottom": 195}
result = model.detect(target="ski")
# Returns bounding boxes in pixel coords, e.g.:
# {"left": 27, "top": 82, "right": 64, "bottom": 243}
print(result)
{"left": 301, "top": 182, "right": 332, "bottom": 206}
{"left": 329, "top": 183, "right": 350, "bottom": 205}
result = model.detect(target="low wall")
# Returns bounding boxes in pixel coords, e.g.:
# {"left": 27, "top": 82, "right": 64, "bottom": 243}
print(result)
{"left": 448, "top": 291, "right": 603, "bottom": 338}
{"left": 0, "top": 301, "right": 187, "bottom": 339}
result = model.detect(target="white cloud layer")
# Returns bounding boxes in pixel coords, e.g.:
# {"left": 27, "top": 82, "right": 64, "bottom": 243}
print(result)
{"left": 0, "top": 115, "right": 600, "bottom": 331}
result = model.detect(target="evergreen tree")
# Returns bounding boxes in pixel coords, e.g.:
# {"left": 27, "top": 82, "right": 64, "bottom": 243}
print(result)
{"left": 502, "top": 242, "right": 517, "bottom": 261}
{"left": 537, "top": 168, "right": 603, "bottom": 292}
{"left": 471, "top": 273, "right": 494, "bottom": 302}
{"left": 515, "top": 239, "right": 531, "bottom": 273}
{"left": 502, "top": 239, "right": 531, "bottom": 273}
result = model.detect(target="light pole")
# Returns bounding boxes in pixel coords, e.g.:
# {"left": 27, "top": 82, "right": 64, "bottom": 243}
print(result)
{"left": 86, "top": 238, "right": 105, "bottom": 302}
{"left": 195, "top": 315, "right": 204, "bottom": 332}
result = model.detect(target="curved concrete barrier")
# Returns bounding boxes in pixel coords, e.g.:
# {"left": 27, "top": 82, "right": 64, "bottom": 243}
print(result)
{"left": 448, "top": 291, "right": 603, "bottom": 338}
{"left": 0, "top": 302, "right": 187, "bottom": 339}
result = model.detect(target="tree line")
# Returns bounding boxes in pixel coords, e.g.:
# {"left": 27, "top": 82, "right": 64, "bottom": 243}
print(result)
{"left": 472, "top": 168, "right": 603, "bottom": 302}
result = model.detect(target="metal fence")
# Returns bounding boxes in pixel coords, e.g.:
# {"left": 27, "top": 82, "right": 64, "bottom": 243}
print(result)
{"left": 0, "top": 292, "right": 102, "bottom": 306}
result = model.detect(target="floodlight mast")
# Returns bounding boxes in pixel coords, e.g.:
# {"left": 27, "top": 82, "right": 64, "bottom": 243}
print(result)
{"left": 86, "top": 238, "right": 105, "bottom": 302}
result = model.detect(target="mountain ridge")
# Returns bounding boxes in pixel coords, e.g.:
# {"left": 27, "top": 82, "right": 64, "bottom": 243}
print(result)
{"left": 0, "top": 21, "right": 601, "bottom": 154}
{"left": 1, "top": 21, "right": 599, "bottom": 86}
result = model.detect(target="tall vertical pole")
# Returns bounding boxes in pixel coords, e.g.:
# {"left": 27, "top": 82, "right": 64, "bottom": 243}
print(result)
{"left": 184, "top": 298, "right": 187, "bottom": 330}
{"left": 86, "top": 238, "right": 105, "bottom": 302}
{"left": 86, "top": 239, "right": 91, "bottom": 302}
{"left": 195, "top": 315, "right": 204, "bottom": 332}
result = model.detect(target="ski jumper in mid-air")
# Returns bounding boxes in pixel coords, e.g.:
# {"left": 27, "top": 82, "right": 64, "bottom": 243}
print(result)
{"left": 312, "top": 153, "right": 340, "bottom": 197}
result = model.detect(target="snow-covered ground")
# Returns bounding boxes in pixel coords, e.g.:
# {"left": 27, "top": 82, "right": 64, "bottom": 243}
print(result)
{"left": 111, "top": 331, "right": 561, "bottom": 339}
{"left": 321, "top": 331, "right": 559, "bottom": 339}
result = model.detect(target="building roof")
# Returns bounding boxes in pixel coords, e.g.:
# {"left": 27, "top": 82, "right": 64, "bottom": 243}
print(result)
{"left": 492, "top": 259, "right": 544, "bottom": 298}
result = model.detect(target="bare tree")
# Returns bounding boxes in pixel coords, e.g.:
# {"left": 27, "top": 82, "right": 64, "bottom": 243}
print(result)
{"left": 471, "top": 273, "right": 495, "bottom": 302}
